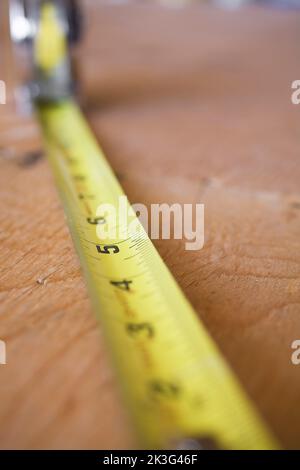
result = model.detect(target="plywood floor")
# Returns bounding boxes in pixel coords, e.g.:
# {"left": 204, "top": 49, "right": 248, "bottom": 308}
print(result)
{"left": 0, "top": 2, "right": 300, "bottom": 449}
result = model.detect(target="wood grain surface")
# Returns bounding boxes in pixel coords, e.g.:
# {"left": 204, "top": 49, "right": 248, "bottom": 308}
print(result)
{"left": 0, "top": 1, "right": 300, "bottom": 449}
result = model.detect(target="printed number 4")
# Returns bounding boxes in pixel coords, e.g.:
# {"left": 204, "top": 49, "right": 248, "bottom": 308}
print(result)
{"left": 96, "top": 245, "right": 120, "bottom": 254}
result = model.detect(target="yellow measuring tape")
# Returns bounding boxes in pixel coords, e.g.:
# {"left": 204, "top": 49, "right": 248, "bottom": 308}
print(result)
{"left": 34, "top": 3, "right": 67, "bottom": 74}
{"left": 35, "top": 1, "right": 279, "bottom": 450}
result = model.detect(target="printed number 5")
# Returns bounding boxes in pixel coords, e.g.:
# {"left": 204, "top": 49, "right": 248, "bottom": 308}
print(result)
{"left": 96, "top": 244, "right": 120, "bottom": 254}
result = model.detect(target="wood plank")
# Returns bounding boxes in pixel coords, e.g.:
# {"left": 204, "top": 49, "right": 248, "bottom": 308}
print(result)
{"left": 0, "top": 2, "right": 299, "bottom": 448}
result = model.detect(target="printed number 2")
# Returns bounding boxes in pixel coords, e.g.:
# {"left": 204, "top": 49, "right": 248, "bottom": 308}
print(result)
{"left": 96, "top": 245, "right": 120, "bottom": 254}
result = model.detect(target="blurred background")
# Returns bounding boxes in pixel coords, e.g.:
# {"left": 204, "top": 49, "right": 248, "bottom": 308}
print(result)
{"left": 0, "top": 0, "right": 300, "bottom": 450}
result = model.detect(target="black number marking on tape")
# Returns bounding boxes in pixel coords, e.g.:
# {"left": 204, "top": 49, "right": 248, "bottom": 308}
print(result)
{"left": 87, "top": 216, "right": 106, "bottom": 225}
{"left": 96, "top": 245, "right": 120, "bottom": 254}
{"left": 149, "top": 380, "right": 181, "bottom": 399}
{"left": 110, "top": 279, "right": 132, "bottom": 291}
{"left": 79, "top": 193, "right": 95, "bottom": 200}
{"left": 126, "top": 322, "right": 154, "bottom": 338}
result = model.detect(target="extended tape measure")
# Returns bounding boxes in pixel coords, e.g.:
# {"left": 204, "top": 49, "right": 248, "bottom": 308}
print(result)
{"left": 38, "top": 100, "right": 279, "bottom": 450}
{"left": 20, "top": 0, "right": 280, "bottom": 449}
